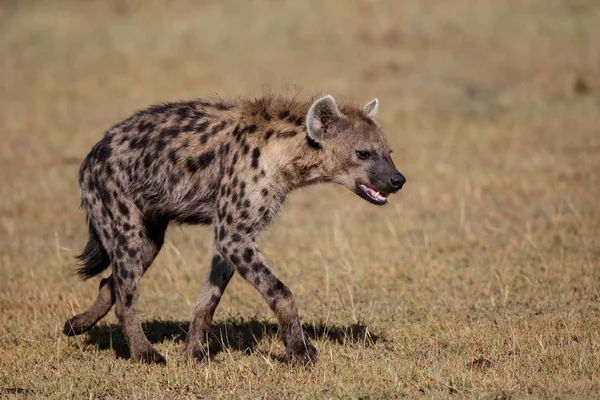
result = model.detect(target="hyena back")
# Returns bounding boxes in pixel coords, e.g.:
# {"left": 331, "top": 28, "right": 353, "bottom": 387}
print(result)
{"left": 63, "top": 94, "right": 406, "bottom": 364}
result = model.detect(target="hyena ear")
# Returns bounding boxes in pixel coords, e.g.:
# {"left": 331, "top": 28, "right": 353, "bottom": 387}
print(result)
{"left": 306, "top": 95, "right": 341, "bottom": 143}
{"left": 363, "top": 98, "right": 379, "bottom": 118}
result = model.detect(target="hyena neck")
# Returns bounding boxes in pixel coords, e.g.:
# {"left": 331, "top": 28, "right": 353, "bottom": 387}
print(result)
{"left": 286, "top": 133, "right": 331, "bottom": 191}
{"left": 240, "top": 97, "right": 333, "bottom": 194}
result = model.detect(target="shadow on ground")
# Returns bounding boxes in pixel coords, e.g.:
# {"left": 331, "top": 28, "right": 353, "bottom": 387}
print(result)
{"left": 86, "top": 318, "right": 382, "bottom": 360}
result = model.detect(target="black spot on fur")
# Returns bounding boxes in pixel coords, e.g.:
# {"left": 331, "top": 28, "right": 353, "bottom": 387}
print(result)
{"left": 243, "top": 248, "right": 254, "bottom": 263}
{"left": 209, "top": 255, "right": 227, "bottom": 285}
{"left": 117, "top": 234, "right": 127, "bottom": 246}
{"left": 155, "top": 138, "right": 168, "bottom": 152}
{"left": 251, "top": 148, "right": 261, "bottom": 169}
{"left": 261, "top": 188, "right": 268, "bottom": 197}
{"left": 125, "top": 294, "right": 133, "bottom": 308}
{"left": 137, "top": 121, "right": 156, "bottom": 134}
{"left": 278, "top": 130, "right": 298, "bottom": 139}
{"left": 98, "top": 185, "right": 112, "bottom": 205}
{"left": 230, "top": 254, "right": 240, "bottom": 265}
{"left": 168, "top": 149, "right": 179, "bottom": 164}
{"left": 104, "top": 164, "right": 114, "bottom": 178}
{"left": 118, "top": 201, "right": 129, "bottom": 216}
{"left": 231, "top": 233, "right": 242, "bottom": 242}
{"left": 274, "top": 280, "right": 291, "bottom": 296}
{"left": 279, "top": 110, "right": 289, "bottom": 119}
{"left": 243, "top": 144, "right": 250, "bottom": 155}
{"left": 92, "top": 137, "right": 112, "bottom": 163}
{"left": 219, "top": 226, "right": 226, "bottom": 241}
{"left": 211, "top": 120, "right": 228, "bottom": 135}
{"left": 295, "top": 117, "right": 304, "bottom": 127}
{"left": 129, "top": 135, "right": 149, "bottom": 150}
{"left": 160, "top": 127, "right": 181, "bottom": 139}
{"left": 187, "top": 150, "right": 215, "bottom": 173}
{"left": 196, "top": 121, "right": 209, "bottom": 132}
{"left": 252, "top": 262, "right": 265, "bottom": 273}
{"left": 143, "top": 153, "right": 153, "bottom": 169}
{"left": 238, "top": 265, "right": 249, "bottom": 277}
{"left": 265, "top": 129, "right": 274, "bottom": 141}
{"left": 247, "top": 124, "right": 257, "bottom": 134}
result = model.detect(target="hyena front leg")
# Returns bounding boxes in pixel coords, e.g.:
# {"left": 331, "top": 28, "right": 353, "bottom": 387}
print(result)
{"left": 186, "top": 253, "right": 234, "bottom": 363}
{"left": 216, "top": 232, "right": 317, "bottom": 364}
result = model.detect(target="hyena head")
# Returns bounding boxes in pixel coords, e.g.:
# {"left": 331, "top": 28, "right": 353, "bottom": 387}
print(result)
{"left": 306, "top": 95, "right": 406, "bottom": 205}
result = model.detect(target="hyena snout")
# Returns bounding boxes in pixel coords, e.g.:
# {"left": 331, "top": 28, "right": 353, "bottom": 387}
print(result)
{"left": 389, "top": 172, "right": 406, "bottom": 192}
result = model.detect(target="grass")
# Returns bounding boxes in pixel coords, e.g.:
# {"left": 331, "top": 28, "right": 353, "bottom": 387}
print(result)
{"left": 1, "top": 0, "right": 599, "bottom": 398}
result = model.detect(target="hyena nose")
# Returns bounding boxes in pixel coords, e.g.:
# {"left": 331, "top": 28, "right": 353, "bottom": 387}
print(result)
{"left": 389, "top": 173, "right": 406, "bottom": 190}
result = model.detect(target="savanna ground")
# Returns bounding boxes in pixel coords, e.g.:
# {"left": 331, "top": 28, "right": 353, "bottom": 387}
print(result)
{"left": 1, "top": 0, "right": 599, "bottom": 398}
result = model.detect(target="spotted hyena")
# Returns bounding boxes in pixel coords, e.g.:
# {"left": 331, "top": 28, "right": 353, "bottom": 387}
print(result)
{"left": 63, "top": 93, "right": 406, "bottom": 364}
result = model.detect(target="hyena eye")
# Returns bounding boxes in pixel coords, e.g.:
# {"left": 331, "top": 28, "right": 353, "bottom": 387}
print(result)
{"left": 356, "top": 150, "right": 372, "bottom": 160}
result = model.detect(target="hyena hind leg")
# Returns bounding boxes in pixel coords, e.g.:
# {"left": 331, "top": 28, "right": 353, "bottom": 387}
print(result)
{"left": 63, "top": 276, "right": 115, "bottom": 336}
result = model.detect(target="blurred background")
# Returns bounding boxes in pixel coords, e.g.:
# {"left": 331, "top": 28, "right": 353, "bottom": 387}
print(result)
{"left": 1, "top": 0, "right": 599, "bottom": 397}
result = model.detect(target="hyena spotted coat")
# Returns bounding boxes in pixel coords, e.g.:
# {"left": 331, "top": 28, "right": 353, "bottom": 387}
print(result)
{"left": 63, "top": 94, "right": 406, "bottom": 364}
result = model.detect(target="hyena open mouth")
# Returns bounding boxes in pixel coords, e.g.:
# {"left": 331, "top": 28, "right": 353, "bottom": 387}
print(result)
{"left": 357, "top": 183, "right": 389, "bottom": 205}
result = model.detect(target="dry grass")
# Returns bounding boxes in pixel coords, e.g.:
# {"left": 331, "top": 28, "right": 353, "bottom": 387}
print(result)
{"left": 1, "top": 0, "right": 599, "bottom": 398}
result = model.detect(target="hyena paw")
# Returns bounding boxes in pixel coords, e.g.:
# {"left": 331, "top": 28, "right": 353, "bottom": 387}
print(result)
{"left": 63, "top": 315, "right": 95, "bottom": 336}
{"left": 186, "top": 339, "right": 209, "bottom": 364}
{"left": 286, "top": 340, "right": 318, "bottom": 365}
{"left": 134, "top": 347, "right": 166, "bottom": 365}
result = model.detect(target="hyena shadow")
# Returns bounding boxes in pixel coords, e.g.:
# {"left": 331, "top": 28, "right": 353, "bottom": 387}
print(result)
{"left": 86, "top": 318, "right": 382, "bottom": 361}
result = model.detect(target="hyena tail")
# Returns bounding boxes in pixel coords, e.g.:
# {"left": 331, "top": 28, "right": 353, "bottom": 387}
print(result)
{"left": 76, "top": 223, "right": 110, "bottom": 280}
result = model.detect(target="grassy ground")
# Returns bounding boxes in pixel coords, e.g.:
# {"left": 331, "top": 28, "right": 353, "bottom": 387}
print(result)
{"left": 1, "top": 0, "right": 599, "bottom": 398}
